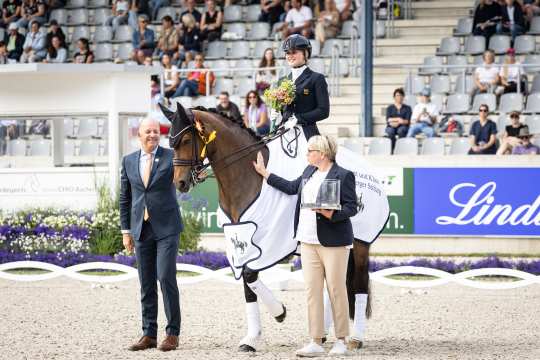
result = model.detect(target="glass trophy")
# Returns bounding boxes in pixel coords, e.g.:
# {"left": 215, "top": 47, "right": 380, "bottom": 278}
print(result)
{"left": 300, "top": 179, "right": 341, "bottom": 210}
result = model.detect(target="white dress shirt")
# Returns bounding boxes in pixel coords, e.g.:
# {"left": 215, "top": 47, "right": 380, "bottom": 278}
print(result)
{"left": 139, "top": 145, "right": 159, "bottom": 182}
{"left": 295, "top": 169, "right": 329, "bottom": 244}
{"left": 291, "top": 65, "right": 307, "bottom": 82}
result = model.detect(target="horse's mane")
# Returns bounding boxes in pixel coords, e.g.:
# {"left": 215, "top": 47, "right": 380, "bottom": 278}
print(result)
{"left": 192, "top": 106, "right": 262, "bottom": 141}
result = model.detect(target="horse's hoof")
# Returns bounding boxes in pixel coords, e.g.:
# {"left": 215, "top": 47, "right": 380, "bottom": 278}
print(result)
{"left": 321, "top": 336, "right": 327, "bottom": 344}
{"left": 347, "top": 338, "right": 363, "bottom": 350}
{"left": 275, "top": 304, "right": 286, "bottom": 323}
{"left": 238, "top": 344, "right": 256, "bottom": 352}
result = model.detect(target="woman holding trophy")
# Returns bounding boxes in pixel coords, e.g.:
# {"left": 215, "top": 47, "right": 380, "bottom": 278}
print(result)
{"left": 253, "top": 135, "right": 358, "bottom": 357}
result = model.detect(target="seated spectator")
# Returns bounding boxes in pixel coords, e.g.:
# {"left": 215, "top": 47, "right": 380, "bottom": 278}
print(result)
{"left": 151, "top": 74, "right": 160, "bottom": 97}
{"left": 437, "top": 115, "right": 464, "bottom": 137}
{"left": 524, "top": 0, "right": 540, "bottom": 23}
{"left": 259, "top": 0, "right": 284, "bottom": 27}
{"left": 43, "top": 34, "right": 66, "bottom": 63}
{"left": 200, "top": 0, "right": 223, "bottom": 43}
{"left": 315, "top": 0, "right": 340, "bottom": 46}
{"left": 0, "top": 120, "right": 19, "bottom": 156}
{"left": 5, "top": 22, "right": 24, "bottom": 61}
{"left": 244, "top": 90, "right": 270, "bottom": 135}
{"left": 497, "top": 48, "right": 524, "bottom": 95}
{"left": 385, "top": 88, "right": 411, "bottom": 150}
{"left": 407, "top": 87, "right": 439, "bottom": 138}
{"left": 280, "top": 0, "right": 314, "bottom": 39}
{"left": 496, "top": 0, "right": 525, "bottom": 43}
{"left": 1, "top": 0, "right": 22, "bottom": 29}
{"left": 512, "top": 126, "right": 540, "bottom": 154}
{"left": 472, "top": 0, "right": 502, "bottom": 41}
{"left": 178, "top": 13, "right": 202, "bottom": 62}
{"left": 180, "top": 0, "right": 202, "bottom": 28}
{"left": 496, "top": 111, "right": 526, "bottom": 154}
{"left": 16, "top": 0, "right": 47, "bottom": 30}
{"left": 45, "top": 19, "right": 65, "bottom": 49}
{"left": 216, "top": 91, "right": 242, "bottom": 124}
{"left": 73, "top": 37, "right": 94, "bottom": 63}
{"left": 47, "top": 0, "right": 66, "bottom": 11}
{"left": 131, "top": 14, "right": 155, "bottom": 64}
{"left": 172, "top": 53, "right": 215, "bottom": 97}
{"left": 256, "top": 48, "right": 277, "bottom": 94}
{"left": 0, "top": 41, "right": 7, "bottom": 64}
{"left": 161, "top": 53, "right": 179, "bottom": 98}
{"left": 128, "top": 0, "right": 151, "bottom": 30}
{"left": 334, "top": 0, "right": 352, "bottom": 22}
{"left": 149, "top": 0, "right": 168, "bottom": 22}
{"left": 29, "top": 119, "right": 50, "bottom": 135}
{"left": 143, "top": 56, "right": 153, "bottom": 66}
{"left": 156, "top": 15, "right": 179, "bottom": 58}
{"left": 473, "top": 50, "right": 499, "bottom": 96}
{"left": 19, "top": 20, "right": 46, "bottom": 63}
{"left": 280, "top": 0, "right": 291, "bottom": 22}
{"left": 469, "top": 104, "right": 498, "bottom": 154}
{"left": 107, "top": 0, "right": 131, "bottom": 35}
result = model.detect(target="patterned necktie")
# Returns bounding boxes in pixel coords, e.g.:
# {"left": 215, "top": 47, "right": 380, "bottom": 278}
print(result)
{"left": 143, "top": 153, "right": 153, "bottom": 220}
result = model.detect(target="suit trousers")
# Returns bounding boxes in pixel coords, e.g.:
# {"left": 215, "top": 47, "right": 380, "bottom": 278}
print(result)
{"left": 135, "top": 221, "right": 181, "bottom": 337}
{"left": 300, "top": 242, "right": 350, "bottom": 339}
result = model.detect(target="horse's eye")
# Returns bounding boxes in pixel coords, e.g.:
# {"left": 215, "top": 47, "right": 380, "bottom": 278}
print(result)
{"left": 181, "top": 138, "right": 191, "bottom": 145}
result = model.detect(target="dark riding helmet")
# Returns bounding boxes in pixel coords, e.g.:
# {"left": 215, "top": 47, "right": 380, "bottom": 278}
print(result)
{"left": 282, "top": 34, "right": 311, "bottom": 59}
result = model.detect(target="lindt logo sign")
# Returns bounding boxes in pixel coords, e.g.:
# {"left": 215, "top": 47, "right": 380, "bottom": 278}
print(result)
{"left": 436, "top": 182, "right": 540, "bottom": 226}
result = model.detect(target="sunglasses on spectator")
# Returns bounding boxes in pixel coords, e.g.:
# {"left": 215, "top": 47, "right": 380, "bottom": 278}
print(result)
{"left": 248, "top": 95, "right": 257, "bottom": 99}
{"left": 479, "top": 109, "right": 488, "bottom": 113}
{"left": 195, "top": 58, "right": 203, "bottom": 61}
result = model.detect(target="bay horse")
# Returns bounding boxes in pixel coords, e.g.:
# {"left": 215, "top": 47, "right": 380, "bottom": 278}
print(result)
{"left": 160, "top": 103, "right": 372, "bottom": 351}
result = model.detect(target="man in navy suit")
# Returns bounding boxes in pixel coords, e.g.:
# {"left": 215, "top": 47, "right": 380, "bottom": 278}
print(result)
{"left": 119, "top": 118, "right": 183, "bottom": 352}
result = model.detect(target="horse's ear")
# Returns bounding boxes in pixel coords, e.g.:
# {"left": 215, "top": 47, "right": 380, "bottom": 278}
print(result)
{"left": 175, "top": 102, "right": 189, "bottom": 122}
{"left": 158, "top": 102, "right": 175, "bottom": 122}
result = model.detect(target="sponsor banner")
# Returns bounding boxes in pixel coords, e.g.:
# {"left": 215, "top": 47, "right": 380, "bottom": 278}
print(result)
{"left": 383, "top": 168, "right": 414, "bottom": 234}
{"left": 414, "top": 168, "right": 540, "bottom": 236}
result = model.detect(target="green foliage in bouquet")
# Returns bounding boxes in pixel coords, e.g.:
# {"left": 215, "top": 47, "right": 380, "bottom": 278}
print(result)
{"left": 263, "top": 79, "right": 296, "bottom": 112}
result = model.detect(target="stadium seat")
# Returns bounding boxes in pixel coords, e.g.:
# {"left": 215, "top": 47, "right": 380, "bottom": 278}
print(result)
{"left": 213, "top": 78, "right": 234, "bottom": 95}
{"left": 246, "top": 4, "right": 261, "bottom": 22}
{"left": 368, "top": 138, "right": 391, "bottom": 155}
{"left": 418, "top": 56, "right": 443, "bottom": 75}
{"left": 339, "top": 20, "right": 359, "bottom": 38}
{"left": 76, "top": 118, "right": 99, "bottom": 138}
{"left": 499, "top": 93, "right": 524, "bottom": 113}
{"left": 94, "top": 43, "right": 113, "bottom": 61}
{"left": 532, "top": 136, "right": 540, "bottom": 147}
{"left": 66, "top": 0, "right": 87, "bottom": 8}
{"left": 531, "top": 74, "right": 540, "bottom": 93}
{"left": 117, "top": 43, "right": 133, "bottom": 61}
{"left": 7, "top": 139, "right": 27, "bottom": 156}
{"left": 156, "top": 7, "right": 176, "bottom": 22}
{"left": 449, "top": 137, "right": 470, "bottom": 154}
{"left": 209, "top": 59, "right": 231, "bottom": 76}
{"left": 93, "top": 26, "right": 112, "bottom": 43}
{"left": 446, "top": 55, "right": 468, "bottom": 74}
{"left": 488, "top": 35, "right": 511, "bottom": 55}
{"left": 172, "top": 96, "right": 193, "bottom": 109}
{"left": 444, "top": 93, "right": 470, "bottom": 114}
{"left": 523, "top": 54, "right": 540, "bottom": 74}
{"left": 93, "top": 8, "right": 111, "bottom": 25}
{"left": 430, "top": 93, "right": 444, "bottom": 111}
{"left": 49, "top": 9, "right": 68, "bottom": 25}
{"left": 224, "top": 22, "right": 246, "bottom": 40}
{"left": 526, "top": 115, "right": 540, "bottom": 134}
{"left": 375, "top": 20, "right": 386, "bottom": 38}
{"left": 394, "top": 138, "right": 418, "bottom": 155}
{"left": 236, "top": 77, "right": 255, "bottom": 97}
{"left": 68, "top": 9, "right": 88, "bottom": 25}
{"left": 528, "top": 16, "right": 540, "bottom": 35}
{"left": 321, "top": 39, "right": 344, "bottom": 57}
{"left": 29, "top": 139, "right": 51, "bottom": 156}
{"left": 404, "top": 74, "right": 424, "bottom": 95}
{"left": 430, "top": 75, "right": 451, "bottom": 94}
{"left": 471, "top": 93, "right": 496, "bottom": 113}
{"left": 247, "top": 22, "right": 270, "bottom": 40}
{"left": 454, "top": 73, "right": 474, "bottom": 93}
{"left": 514, "top": 35, "right": 535, "bottom": 55}
{"left": 113, "top": 25, "right": 133, "bottom": 42}
{"left": 206, "top": 41, "right": 227, "bottom": 59}
{"left": 88, "top": 0, "right": 108, "bottom": 8}
{"left": 404, "top": 94, "right": 417, "bottom": 107}
{"left": 472, "top": 54, "right": 484, "bottom": 66}
{"left": 224, "top": 5, "right": 242, "bottom": 22}
{"left": 309, "top": 58, "right": 325, "bottom": 74}
{"left": 234, "top": 59, "right": 256, "bottom": 77}
{"left": 436, "top": 36, "right": 461, "bottom": 56}
{"left": 343, "top": 137, "right": 363, "bottom": 154}
{"left": 454, "top": 17, "right": 473, "bottom": 36}
{"left": 421, "top": 137, "right": 445, "bottom": 155}
{"left": 253, "top": 40, "right": 274, "bottom": 59}
{"left": 194, "top": 96, "right": 217, "bottom": 108}
{"left": 337, "top": 58, "right": 349, "bottom": 76}
{"left": 70, "top": 26, "right": 90, "bottom": 44}
{"left": 64, "top": 140, "right": 76, "bottom": 156}
{"left": 78, "top": 139, "right": 100, "bottom": 156}
{"left": 525, "top": 93, "right": 540, "bottom": 113}
{"left": 462, "top": 35, "right": 486, "bottom": 55}
{"left": 309, "top": 39, "right": 321, "bottom": 58}
{"left": 64, "top": 118, "right": 75, "bottom": 138}
{"left": 226, "top": 40, "right": 250, "bottom": 59}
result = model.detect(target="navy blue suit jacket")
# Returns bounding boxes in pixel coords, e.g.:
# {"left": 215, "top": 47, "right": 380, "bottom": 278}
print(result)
{"left": 119, "top": 146, "right": 183, "bottom": 241}
{"left": 267, "top": 163, "right": 358, "bottom": 247}
{"left": 281, "top": 67, "right": 330, "bottom": 140}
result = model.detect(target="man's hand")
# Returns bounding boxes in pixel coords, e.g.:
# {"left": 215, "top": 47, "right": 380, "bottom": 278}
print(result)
{"left": 123, "top": 233, "right": 134, "bottom": 254}
{"left": 313, "top": 208, "right": 334, "bottom": 220}
{"left": 471, "top": 145, "right": 481, "bottom": 153}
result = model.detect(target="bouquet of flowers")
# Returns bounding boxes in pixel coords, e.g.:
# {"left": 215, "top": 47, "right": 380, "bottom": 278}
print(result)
{"left": 263, "top": 79, "right": 296, "bottom": 131}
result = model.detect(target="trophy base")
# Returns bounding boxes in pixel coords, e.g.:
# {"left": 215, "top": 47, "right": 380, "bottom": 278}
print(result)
{"left": 301, "top": 203, "right": 342, "bottom": 211}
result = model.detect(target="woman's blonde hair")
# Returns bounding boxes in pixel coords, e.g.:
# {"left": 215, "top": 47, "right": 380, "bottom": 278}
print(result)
{"left": 182, "top": 13, "right": 196, "bottom": 28}
{"left": 307, "top": 135, "right": 337, "bottom": 161}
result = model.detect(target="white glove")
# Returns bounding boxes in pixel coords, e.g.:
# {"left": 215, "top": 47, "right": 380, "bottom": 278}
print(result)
{"left": 284, "top": 115, "right": 298, "bottom": 130}
{"left": 269, "top": 108, "right": 279, "bottom": 122}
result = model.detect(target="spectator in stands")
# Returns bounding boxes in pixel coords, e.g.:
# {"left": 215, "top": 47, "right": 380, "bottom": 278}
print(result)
{"left": 0, "top": 41, "right": 7, "bottom": 64}
{"left": 244, "top": 90, "right": 270, "bottom": 135}
{"left": 29, "top": 119, "right": 50, "bottom": 135}
{"left": 43, "top": 34, "right": 66, "bottom": 63}
{"left": 497, "top": 0, "right": 526, "bottom": 43}
{"left": 107, "top": 0, "right": 131, "bottom": 35}
{"left": 5, "top": 22, "right": 24, "bottom": 61}
{"left": 156, "top": 15, "right": 179, "bottom": 58}
{"left": 280, "top": 0, "right": 314, "bottom": 39}
{"left": 334, "top": 0, "right": 353, "bottom": 22}
{"left": 437, "top": 115, "right": 464, "bottom": 136}
{"left": 473, "top": 50, "right": 499, "bottom": 96}
{"left": 161, "top": 53, "right": 179, "bottom": 98}
{"left": 216, "top": 91, "right": 242, "bottom": 123}
{"left": 385, "top": 87, "right": 411, "bottom": 151}
{"left": 172, "top": 53, "right": 215, "bottom": 97}
{"left": 45, "top": 19, "right": 65, "bottom": 49}
{"left": 497, "top": 47, "right": 524, "bottom": 94}
{"left": 496, "top": 111, "right": 526, "bottom": 154}
{"left": 180, "top": 0, "right": 202, "bottom": 28}
{"left": 512, "top": 126, "right": 540, "bottom": 154}
{"left": 73, "top": 37, "right": 94, "bottom": 63}
{"left": 16, "top": 0, "right": 47, "bottom": 30}
{"left": 0, "top": 120, "right": 18, "bottom": 156}
{"left": 280, "top": 0, "right": 291, "bottom": 22}
{"left": 259, "top": 0, "right": 284, "bottom": 27}
{"left": 315, "top": 0, "right": 340, "bottom": 46}
{"left": 47, "top": 0, "right": 66, "bottom": 11}
{"left": 256, "top": 48, "right": 277, "bottom": 94}
{"left": 406, "top": 87, "right": 438, "bottom": 138}
{"left": 472, "top": 0, "right": 502, "bottom": 41}
{"left": 1, "top": 0, "right": 22, "bottom": 29}
{"left": 200, "top": 0, "right": 223, "bottom": 42}
{"left": 131, "top": 14, "right": 155, "bottom": 64}
{"left": 178, "top": 13, "right": 202, "bottom": 62}
{"left": 469, "top": 104, "right": 498, "bottom": 154}
{"left": 149, "top": 0, "right": 168, "bottom": 22}
{"left": 524, "top": 0, "right": 540, "bottom": 23}
{"left": 128, "top": 0, "right": 151, "bottom": 29}
{"left": 19, "top": 20, "right": 46, "bottom": 63}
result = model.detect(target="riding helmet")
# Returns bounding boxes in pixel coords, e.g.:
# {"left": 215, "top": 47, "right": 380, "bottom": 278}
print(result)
{"left": 282, "top": 34, "right": 312, "bottom": 59}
